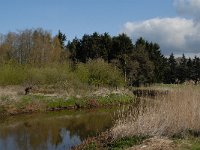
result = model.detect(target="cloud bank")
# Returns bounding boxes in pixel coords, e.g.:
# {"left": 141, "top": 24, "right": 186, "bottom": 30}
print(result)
{"left": 122, "top": 0, "right": 200, "bottom": 56}
{"left": 174, "top": 0, "right": 200, "bottom": 19}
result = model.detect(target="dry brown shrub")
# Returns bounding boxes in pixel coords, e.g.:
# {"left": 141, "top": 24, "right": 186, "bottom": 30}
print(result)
{"left": 111, "top": 85, "right": 200, "bottom": 139}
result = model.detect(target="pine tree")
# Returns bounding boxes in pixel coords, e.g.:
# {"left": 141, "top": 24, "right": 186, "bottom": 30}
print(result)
{"left": 177, "top": 54, "right": 187, "bottom": 83}
{"left": 165, "top": 53, "right": 177, "bottom": 84}
{"left": 57, "top": 30, "right": 67, "bottom": 49}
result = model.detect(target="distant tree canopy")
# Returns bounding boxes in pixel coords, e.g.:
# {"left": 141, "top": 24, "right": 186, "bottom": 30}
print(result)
{"left": 1, "top": 28, "right": 200, "bottom": 86}
{"left": 0, "top": 28, "right": 64, "bottom": 65}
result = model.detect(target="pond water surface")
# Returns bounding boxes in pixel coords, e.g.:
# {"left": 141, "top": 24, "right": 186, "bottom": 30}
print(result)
{"left": 0, "top": 108, "right": 119, "bottom": 150}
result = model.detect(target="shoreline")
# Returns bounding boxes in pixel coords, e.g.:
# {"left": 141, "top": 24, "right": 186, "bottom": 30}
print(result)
{"left": 0, "top": 86, "right": 135, "bottom": 116}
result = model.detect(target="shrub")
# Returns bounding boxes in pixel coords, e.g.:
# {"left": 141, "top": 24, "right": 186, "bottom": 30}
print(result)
{"left": 75, "top": 63, "right": 89, "bottom": 83}
{"left": 0, "top": 64, "right": 26, "bottom": 85}
{"left": 84, "top": 59, "right": 124, "bottom": 87}
{"left": 0, "top": 63, "right": 70, "bottom": 86}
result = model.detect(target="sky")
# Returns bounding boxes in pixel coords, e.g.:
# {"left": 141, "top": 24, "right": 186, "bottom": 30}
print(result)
{"left": 0, "top": 0, "right": 200, "bottom": 56}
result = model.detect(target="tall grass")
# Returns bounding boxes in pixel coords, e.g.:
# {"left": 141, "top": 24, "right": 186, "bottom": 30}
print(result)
{"left": 111, "top": 85, "right": 200, "bottom": 139}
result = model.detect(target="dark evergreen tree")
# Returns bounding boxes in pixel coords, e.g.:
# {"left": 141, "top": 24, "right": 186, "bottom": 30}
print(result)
{"left": 110, "top": 33, "right": 134, "bottom": 61}
{"left": 110, "top": 33, "right": 134, "bottom": 83}
{"left": 193, "top": 56, "right": 200, "bottom": 84}
{"left": 100, "top": 33, "right": 112, "bottom": 62}
{"left": 135, "top": 37, "right": 167, "bottom": 83}
{"left": 177, "top": 54, "right": 187, "bottom": 83}
{"left": 57, "top": 30, "right": 67, "bottom": 49}
{"left": 67, "top": 37, "right": 81, "bottom": 62}
{"left": 68, "top": 32, "right": 112, "bottom": 63}
{"left": 164, "top": 53, "right": 177, "bottom": 84}
{"left": 146, "top": 42, "right": 167, "bottom": 83}
{"left": 129, "top": 48, "right": 155, "bottom": 86}
{"left": 186, "top": 58, "right": 194, "bottom": 80}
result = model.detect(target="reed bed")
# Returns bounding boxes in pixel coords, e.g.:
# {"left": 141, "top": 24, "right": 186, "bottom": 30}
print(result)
{"left": 111, "top": 85, "right": 200, "bottom": 139}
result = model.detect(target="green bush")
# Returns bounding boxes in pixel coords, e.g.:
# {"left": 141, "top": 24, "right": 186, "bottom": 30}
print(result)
{"left": 75, "top": 63, "right": 89, "bottom": 83}
{"left": 0, "top": 64, "right": 26, "bottom": 85}
{"left": 0, "top": 63, "right": 70, "bottom": 86}
{"left": 0, "top": 60, "right": 124, "bottom": 88}
{"left": 76, "top": 59, "right": 124, "bottom": 87}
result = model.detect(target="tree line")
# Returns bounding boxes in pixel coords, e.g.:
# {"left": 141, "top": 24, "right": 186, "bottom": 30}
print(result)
{"left": 0, "top": 28, "right": 199, "bottom": 86}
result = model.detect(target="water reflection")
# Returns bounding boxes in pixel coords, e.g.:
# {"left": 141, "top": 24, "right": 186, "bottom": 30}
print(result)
{"left": 0, "top": 108, "right": 116, "bottom": 150}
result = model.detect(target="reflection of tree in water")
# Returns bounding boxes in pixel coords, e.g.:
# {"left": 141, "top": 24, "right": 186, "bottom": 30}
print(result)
{"left": 51, "top": 129, "right": 63, "bottom": 146}
{"left": 0, "top": 109, "right": 116, "bottom": 149}
{"left": 67, "top": 113, "right": 113, "bottom": 141}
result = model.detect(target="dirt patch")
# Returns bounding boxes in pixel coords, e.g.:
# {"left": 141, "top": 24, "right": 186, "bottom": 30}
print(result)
{"left": 127, "top": 137, "right": 176, "bottom": 150}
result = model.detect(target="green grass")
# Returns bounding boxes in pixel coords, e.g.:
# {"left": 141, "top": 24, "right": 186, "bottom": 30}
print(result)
{"left": 46, "top": 97, "right": 84, "bottom": 108}
{"left": 80, "top": 136, "right": 146, "bottom": 150}
{"left": 0, "top": 93, "right": 134, "bottom": 115}
{"left": 82, "top": 142, "right": 99, "bottom": 150}
{"left": 98, "top": 94, "right": 134, "bottom": 105}
{"left": 107, "top": 136, "right": 146, "bottom": 150}
{"left": 176, "top": 138, "right": 200, "bottom": 150}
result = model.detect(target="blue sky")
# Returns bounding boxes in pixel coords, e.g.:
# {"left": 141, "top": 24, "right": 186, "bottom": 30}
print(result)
{"left": 0, "top": 0, "right": 175, "bottom": 39}
{"left": 1, "top": 0, "right": 200, "bottom": 56}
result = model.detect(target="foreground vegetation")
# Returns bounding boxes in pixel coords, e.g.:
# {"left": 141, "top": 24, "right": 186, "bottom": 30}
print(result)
{"left": 74, "top": 85, "right": 200, "bottom": 150}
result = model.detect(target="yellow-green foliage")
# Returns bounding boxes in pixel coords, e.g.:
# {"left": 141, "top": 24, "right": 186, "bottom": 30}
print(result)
{"left": 0, "top": 63, "right": 70, "bottom": 85}
{"left": 72, "top": 59, "right": 125, "bottom": 87}
{"left": 0, "top": 64, "right": 26, "bottom": 85}
{"left": 75, "top": 63, "right": 89, "bottom": 83}
{"left": 0, "top": 60, "right": 124, "bottom": 88}
{"left": 25, "top": 64, "right": 69, "bottom": 85}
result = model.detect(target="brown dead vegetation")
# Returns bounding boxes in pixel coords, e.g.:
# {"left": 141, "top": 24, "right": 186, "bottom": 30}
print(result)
{"left": 112, "top": 85, "right": 200, "bottom": 139}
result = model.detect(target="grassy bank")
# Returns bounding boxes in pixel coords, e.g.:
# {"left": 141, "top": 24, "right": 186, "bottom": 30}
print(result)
{"left": 0, "top": 61, "right": 132, "bottom": 115}
{"left": 0, "top": 90, "right": 134, "bottom": 116}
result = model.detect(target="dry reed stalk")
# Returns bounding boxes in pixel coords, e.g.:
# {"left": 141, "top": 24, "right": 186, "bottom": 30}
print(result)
{"left": 111, "top": 86, "right": 200, "bottom": 139}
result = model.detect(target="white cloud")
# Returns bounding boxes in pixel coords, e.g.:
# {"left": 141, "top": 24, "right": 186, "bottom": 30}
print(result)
{"left": 122, "top": 17, "right": 200, "bottom": 55}
{"left": 174, "top": 0, "right": 200, "bottom": 18}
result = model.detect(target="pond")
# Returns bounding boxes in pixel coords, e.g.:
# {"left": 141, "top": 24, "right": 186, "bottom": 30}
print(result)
{"left": 0, "top": 108, "right": 119, "bottom": 150}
